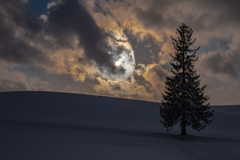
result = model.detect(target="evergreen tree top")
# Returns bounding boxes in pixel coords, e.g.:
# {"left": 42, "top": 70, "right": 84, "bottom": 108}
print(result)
{"left": 171, "top": 23, "right": 199, "bottom": 54}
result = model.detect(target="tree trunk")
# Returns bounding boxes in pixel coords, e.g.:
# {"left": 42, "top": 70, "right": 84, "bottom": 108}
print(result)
{"left": 181, "top": 112, "right": 187, "bottom": 135}
{"left": 181, "top": 42, "right": 186, "bottom": 136}
{"left": 181, "top": 123, "right": 187, "bottom": 135}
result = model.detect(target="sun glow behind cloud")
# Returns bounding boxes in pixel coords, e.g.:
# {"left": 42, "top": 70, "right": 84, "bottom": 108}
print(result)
{"left": 115, "top": 60, "right": 122, "bottom": 67}
{"left": 98, "top": 37, "right": 135, "bottom": 81}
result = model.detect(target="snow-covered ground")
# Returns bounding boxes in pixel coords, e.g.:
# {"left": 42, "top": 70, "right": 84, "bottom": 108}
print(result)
{"left": 0, "top": 91, "right": 239, "bottom": 160}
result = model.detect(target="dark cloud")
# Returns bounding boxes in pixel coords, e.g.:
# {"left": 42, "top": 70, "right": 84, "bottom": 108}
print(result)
{"left": 199, "top": 38, "right": 231, "bottom": 54}
{"left": 125, "top": 31, "right": 161, "bottom": 65}
{"left": 135, "top": 8, "right": 165, "bottom": 29}
{"left": 0, "top": 79, "right": 30, "bottom": 92}
{"left": 0, "top": 78, "right": 50, "bottom": 92}
{"left": 134, "top": 73, "right": 153, "bottom": 93}
{"left": 1, "top": 1, "right": 43, "bottom": 37}
{"left": 200, "top": 51, "right": 240, "bottom": 78}
{"left": 150, "top": 64, "right": 169, "bottom": 81}
{"left": 0, "top": 0, "right": 135, "bottom": 78}
{"left": 112, "top": 84, "right": 121, "bottom": 91}
{"left": 0, "top": 68, "right": 50, "bottom": 92}
{"left": 134, "top": 0, "right": 240, "bottom": 79}
{"left": 193, "top": 0, "right": 240, "bottom": 22}
{"left": 134, "top": 0, "right": 180, "bottom": 30}
{"left": 133, "top": 64, "right": 154, "bottom": 93}
{"left": 46, "top": 0, "right": 134, "bottom": 77}
{"left": 0, "top": 0, "right": 51, "bottom": 65}
{"left": 135, "top": 0, "right": 240, "bottom": 33}
{"left": 47, "top": 0, "right": 105, "bottom": 51}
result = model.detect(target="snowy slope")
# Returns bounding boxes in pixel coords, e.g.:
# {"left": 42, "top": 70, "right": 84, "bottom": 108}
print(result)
{"left": 0, "top": 91, "right": 239, "bottom": 160}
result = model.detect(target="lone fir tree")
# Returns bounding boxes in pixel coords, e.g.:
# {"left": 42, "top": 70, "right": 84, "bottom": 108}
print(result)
{"left": 160, "top": 23, "right": 214, "bottom": 135}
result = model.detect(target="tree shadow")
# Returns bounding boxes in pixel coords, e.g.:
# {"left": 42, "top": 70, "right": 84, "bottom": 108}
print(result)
{"left": 1, "top": 118, "right": 239, "bottom": 144}
{"left": 155, "top": 132, "right": 240, "bottom": 143}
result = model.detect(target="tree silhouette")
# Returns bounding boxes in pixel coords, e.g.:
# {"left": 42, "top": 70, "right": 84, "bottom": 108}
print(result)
{"left": 160, "top": 23, "right": 214, "bottom": 135}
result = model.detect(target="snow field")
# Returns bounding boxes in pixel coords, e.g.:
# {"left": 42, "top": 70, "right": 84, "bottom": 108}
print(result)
{"left": 0, "top": 91, "right": 239, "bottom": 160}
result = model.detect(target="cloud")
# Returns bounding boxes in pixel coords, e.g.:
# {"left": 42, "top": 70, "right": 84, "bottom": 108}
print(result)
{"left": 94, "top": 76, "right": 154, "bottom": 101}
{"left": 0, "top": 0, "right": 52, "bottom": 65}
{"left": 1, "top": 0, "right": 240, "bottom": 105}
{"left": 143, "top": 64, "right": 169, "bottom": 96}
{"left": 92, "top": 63, "right": 171, "bottom": 102}
{"left": 21, "top": 0, "right": 28, "bottom": 3}
{"left": 128, "top": 0, "right": 240, "bottom": 49}
{"left": 47, "top": 1, "right": 61, "bottom": 9}
{"left": 144, "top": 64, "right": 169, "bottom": 81}
{"left": 159, "top": 41, "right": 174, "bottom": 64}
{"left": 45, "top": 0, "right": 135, "bottom": 79}
{"left": 198, "top": 50, "right": 240, "bottom": 78}
{"left": 0, "top": 67, "right": 50, "bottom": 92}
{"left": 40, "top": 14, "right": 48, "bottom": 22}
{"left": 30, "top": 77, "right": 40, "bottom": 84}
{"left": 40, "top": 81, "right": 49, "bottom": 85}
{"left": 0, "top": 0, "right": 136, "bottom": 82}
{"left": 206, "top": 85, "right": 240, "bottom": 105}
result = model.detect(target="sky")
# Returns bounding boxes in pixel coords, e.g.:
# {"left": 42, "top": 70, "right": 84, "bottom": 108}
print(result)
{"left": 0, "top": 0, "right": 240, "bottom": 105}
